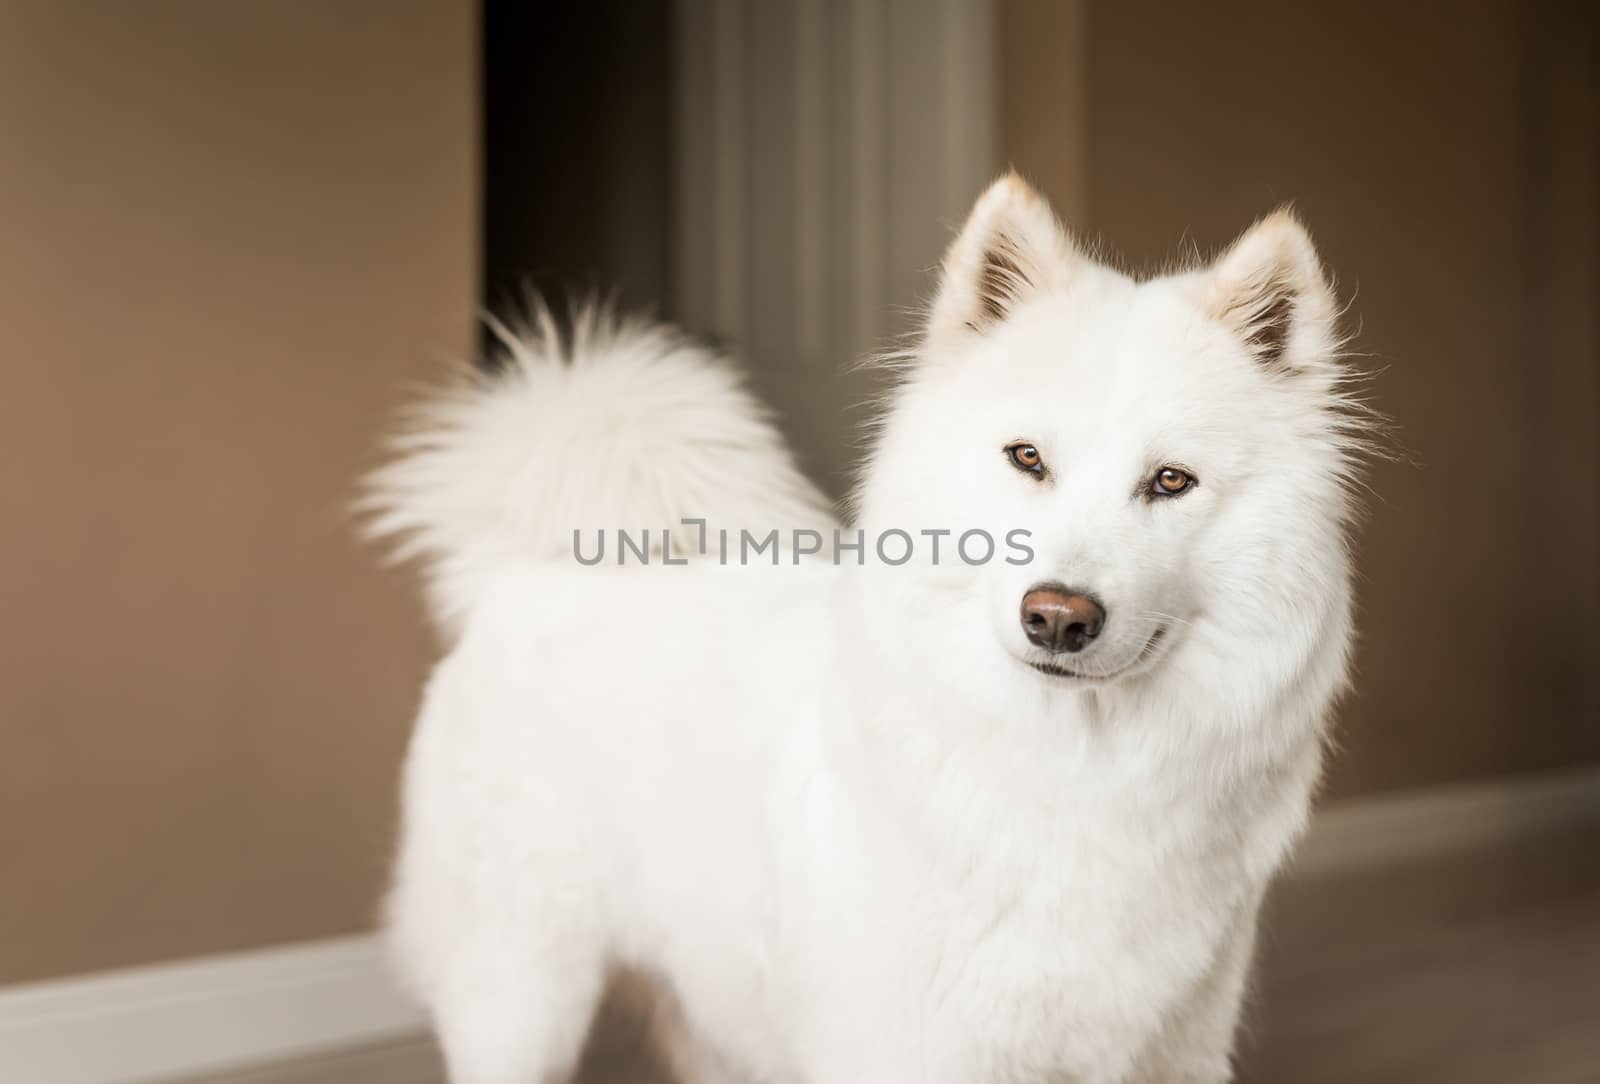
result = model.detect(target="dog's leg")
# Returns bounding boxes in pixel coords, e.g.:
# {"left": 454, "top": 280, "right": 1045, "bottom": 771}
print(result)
{"left": 1125, "top": 904, "right": 1260, "bottom": 1084}
{"left": 429, "top": 930, "right": 606, "bottom": 1084}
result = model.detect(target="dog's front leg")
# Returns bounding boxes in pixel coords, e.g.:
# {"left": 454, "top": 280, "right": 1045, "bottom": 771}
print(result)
{"left": 1124, "top": 904, "right": 1262, "bottom": 1084}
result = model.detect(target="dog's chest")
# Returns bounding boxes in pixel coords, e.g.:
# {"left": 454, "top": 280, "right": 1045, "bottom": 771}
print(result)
{"left": 784, "top": 765, "right": 1249, "bottom": 1078}
{"left": 936, "top": 829, "right": 1237, "bottom": 1063}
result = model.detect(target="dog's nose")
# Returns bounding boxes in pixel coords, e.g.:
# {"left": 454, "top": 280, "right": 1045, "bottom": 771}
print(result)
{"left": 1020, "top": 585, "right": 1106, "bottom": 654}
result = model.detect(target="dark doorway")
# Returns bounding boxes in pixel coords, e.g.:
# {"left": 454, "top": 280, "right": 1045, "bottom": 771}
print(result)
{"left": 481, "top": 0, "right": 676, "bottom": 361}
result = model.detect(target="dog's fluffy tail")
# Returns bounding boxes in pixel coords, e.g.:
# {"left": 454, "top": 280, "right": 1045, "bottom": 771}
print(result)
{"left": 363, "top": 302, "right": 836, "bottom": 639}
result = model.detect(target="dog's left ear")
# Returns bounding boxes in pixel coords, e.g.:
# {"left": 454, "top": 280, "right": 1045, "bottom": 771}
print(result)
{"left": 1207, "top": 210, "right": 1339, "bottom": 374}
{"left": 925, "top": 172, "right": 1078, "bottom": 353}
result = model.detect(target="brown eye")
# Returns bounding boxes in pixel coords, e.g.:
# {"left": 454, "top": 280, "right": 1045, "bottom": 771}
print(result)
{"left": 1151, "top": 467, "right": 1195, "bottom": 496}
{"left": 1006, "top": 441, "right": 1045, "bottom": 476}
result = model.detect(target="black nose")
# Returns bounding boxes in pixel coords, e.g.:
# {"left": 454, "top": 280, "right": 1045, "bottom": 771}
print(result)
{"left": 1020, "top": 585, "right": 1106, "bottom": 654}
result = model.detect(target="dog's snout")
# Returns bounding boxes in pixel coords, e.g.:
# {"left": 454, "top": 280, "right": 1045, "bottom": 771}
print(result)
{"left": 1020, "top": 585, "right": 1106, "bottom": 654}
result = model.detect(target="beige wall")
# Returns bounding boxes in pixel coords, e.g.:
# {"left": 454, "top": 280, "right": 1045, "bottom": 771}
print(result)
{"left": 0, "top": 2, "right": 474, "bottom": 984}
{"left": 1001, "top": 0, "right": 1600, "bottom": 796}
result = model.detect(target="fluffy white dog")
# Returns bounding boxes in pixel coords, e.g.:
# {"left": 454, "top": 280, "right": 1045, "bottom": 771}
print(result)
{"left": 367, "top": 175, "right": 1371, "bottom": 1083}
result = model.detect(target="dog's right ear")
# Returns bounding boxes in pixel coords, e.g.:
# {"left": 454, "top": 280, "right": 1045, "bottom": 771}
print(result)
{"left": 925, "top": 173, "right": 1078, "bottom": 352}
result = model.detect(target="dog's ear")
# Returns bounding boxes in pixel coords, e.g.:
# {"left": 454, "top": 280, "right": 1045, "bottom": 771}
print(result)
{"left": 926, "top": 173, "right": 1078, "bottom": 351}
{"left": 1207, "top": 210, "right": 1339, "bottom": 374}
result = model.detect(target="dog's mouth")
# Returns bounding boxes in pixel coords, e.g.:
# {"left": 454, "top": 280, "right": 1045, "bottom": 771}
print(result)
{"left": 1026, "top": 626, "right": 1168, "bottom": 683}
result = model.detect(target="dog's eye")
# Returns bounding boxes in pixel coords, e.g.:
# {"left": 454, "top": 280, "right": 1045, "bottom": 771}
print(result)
{"left": 1150, "top": 467, "right": 1195, "bottom": 497}
{"left": 1006, "top": 441, "right": 1045, "bottom": 476}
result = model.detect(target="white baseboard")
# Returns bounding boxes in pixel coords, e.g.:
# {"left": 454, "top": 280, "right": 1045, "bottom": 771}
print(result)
{"left": 1294, "top": 765, "right": 1600, "bottom": 878}
{"left": 0, "top": 936, "right": 425, "bottom": 1084}
{"left": 3, "top": 767, "right": 1597, "bottom": 1084}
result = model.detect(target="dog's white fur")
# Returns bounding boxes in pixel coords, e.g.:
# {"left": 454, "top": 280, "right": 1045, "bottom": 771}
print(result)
{"left": 367, "top": 176, "right": 1368, "bottom": 1083}
{"left": 363, "top": 303, "right": 836, "bottom": 641}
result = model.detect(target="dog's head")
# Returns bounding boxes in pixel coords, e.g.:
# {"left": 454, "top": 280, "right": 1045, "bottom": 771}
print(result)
{"left": 855, "top": 175, "right": 1368, "bottom": 707}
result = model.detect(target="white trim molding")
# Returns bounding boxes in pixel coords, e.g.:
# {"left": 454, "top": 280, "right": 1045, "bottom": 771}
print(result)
{"left": 0, "top": 936, "right": 422, "bottom": 1084}
{"left": 1294, "top": 765, "right": 1600, "bottom": 878}
{"left": 3, "top": 767, "right": 1597, "bottom": 1084}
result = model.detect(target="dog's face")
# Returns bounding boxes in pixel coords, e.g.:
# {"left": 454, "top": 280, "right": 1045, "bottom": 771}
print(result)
{"left": 857, "top": 176, "right": 1359, "bottom": 698}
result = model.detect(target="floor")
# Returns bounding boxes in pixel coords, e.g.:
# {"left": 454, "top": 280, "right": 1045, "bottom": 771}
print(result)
{"left": 175, "top": 823, "right": 1600, "bottom": 1084}
{"left": 1235, "top": 827, "right": 1600, "bottom": 1083}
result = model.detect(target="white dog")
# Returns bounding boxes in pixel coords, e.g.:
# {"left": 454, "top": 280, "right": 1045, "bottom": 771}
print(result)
{"left": 367, "top": 175, "right": 1371, "bottom": 1083}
